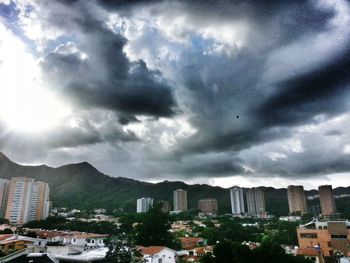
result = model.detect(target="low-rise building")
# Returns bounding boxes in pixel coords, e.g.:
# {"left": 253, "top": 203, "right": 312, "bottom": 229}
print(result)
{"left": 296, "top": 247, "right": 324, "bottom": 263}
{"left": 140, "top": 246, "right": 177, "bottom": 263}
{"left": 0, "top": 239, "right": 32, "bottom": 255}
{"left": 179, "top": 237, "right": 206, "bottom": 250}
{"left": 70, "top": 233, "right": 108, "bottom": 249}
{"left": 297, "top": 220, "right": 350, "bottom": 257}
{"left": 54, "top": 247, "right": 108, "bottom": 262}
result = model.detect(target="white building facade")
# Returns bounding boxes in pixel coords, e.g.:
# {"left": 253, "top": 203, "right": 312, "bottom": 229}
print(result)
{"left": 137, "top": 197, "right": 154, "bottom": 213}
{"left": 230, "top": 187, "right": 245, "bottom": 214}
{"left": 141, "top": 246, "right": 177, "bottom": 263}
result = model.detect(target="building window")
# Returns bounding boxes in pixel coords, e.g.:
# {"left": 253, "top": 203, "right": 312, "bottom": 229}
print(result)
{"left": 331, "top": 234, "right": 347, "bottom": 239}
{"left": 300, "top": 233, "right": 318, "bottom": 239}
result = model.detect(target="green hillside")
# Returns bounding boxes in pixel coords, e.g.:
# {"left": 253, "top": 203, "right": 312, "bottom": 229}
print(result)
{"left": 0, "top": 153, "right": 349, "bottom": 216}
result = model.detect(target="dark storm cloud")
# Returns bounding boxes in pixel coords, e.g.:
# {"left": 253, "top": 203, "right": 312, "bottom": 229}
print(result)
{"left": 2, "top": 0, "right": 350, "bottom": 183}
{"left": 165, "top": 0, "right": 350, "bottom": 157}
{"left": 46, "top": 118, "right": 138, "bottom": 148}
{"left": 257, "top": 48, "right": 350, "bottom": 127}
{"left": 181, "top": 158, "right": 245, "bottom": 176}
{"left": 98, "top": 0, "right": 162, "bottom": 10}
{"left": 256, "top": 152, "right": 350, "bottom": 177}
{"left": 39, "top": 0, "right": 177, "bottom": 120}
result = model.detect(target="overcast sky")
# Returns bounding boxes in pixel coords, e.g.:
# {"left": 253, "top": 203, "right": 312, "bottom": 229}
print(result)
{"left": 1, "top": 0, "right": 350, "bottom": 189}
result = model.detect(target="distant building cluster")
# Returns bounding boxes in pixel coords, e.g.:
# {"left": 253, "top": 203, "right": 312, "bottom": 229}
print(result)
{"left": 135, "top": 183, "right": 339, "bottom": 221}
{"left": 287, "top": 184, "right": 337, "bottom": 216}
{"left": 0, "top": 177, "right": 50, "bottom": 225}
{"left": 136, "top": 189, "right": 219, "bottom": 216}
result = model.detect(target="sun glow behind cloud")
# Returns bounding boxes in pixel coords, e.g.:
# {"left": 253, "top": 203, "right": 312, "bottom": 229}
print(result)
{"left": 0, "top": 25, "right": 70, "bottom": 133}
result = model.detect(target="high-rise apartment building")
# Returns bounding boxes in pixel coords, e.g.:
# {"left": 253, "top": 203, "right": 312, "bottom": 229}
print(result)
{"left": 0, "top": 179, "right": 10, "bottom": 218}
{"left": 29, "top": 181, "right": 50, "bottom": 221}
{"left": 287, "top": 185, "right": 308, "bottom": 214}
{"left": 5, "top": 177, "right": 35, "bottom": 224}
{"left": 246, "top": 188, "right": 265, "bottom": 217}
{"left": 318, "top": 185, "right": 336, "bottom": 216}
{"left": 173, "top": 189, "right": 187, "bottom": 212}
{"left": 136, "top": 197, "right": 153, "bottom": 213}
{"left": 230, "top": 187, "right": 245, "bottom": 214}
{"left": 4, "top": 177, "right": 50, "bottom": 224}
{"left": 198, "top": 198, "right": 218, "bottom": 215}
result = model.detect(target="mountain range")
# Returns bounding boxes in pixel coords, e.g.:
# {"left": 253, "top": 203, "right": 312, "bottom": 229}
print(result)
{"left": 0, "top": 152, "right": 349, "bottom": 216}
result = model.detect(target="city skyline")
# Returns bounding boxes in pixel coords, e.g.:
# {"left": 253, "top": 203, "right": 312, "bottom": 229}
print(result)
{"left": 1, "top": 1, "right": 350, "bottom": 188}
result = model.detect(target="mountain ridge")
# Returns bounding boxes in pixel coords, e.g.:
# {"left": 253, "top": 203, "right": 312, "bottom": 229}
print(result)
{"left": 0, "top": 152, "right": 349, "bottom": 215}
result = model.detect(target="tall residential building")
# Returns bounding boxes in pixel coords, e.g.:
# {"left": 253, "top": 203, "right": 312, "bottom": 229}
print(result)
{"left": 0, "top": 179, "right": 10, "bottom": 218}
{"left": 136, "top": 197, "right": 153, "bottom": 213}
{"left": 5, "top": 177, "right": 35, "bottom": 224}
{"left": 173, "top": 189, "right": 187, "bottom": 212}
{"left": 230, "top": 187, "right": 245, "bottom": 214}
{"left": 29, "top": 182, "right": 50, "bottom": 221}
{"left": 4, "top": 177, "right": 50, "bottom": 224}
{"left": 318, "top": 185, "right": 336, "bottom": 216}
{"left": 287, "top": 185, "right": 308, "bottom": 215}
{"left": 246, "top": 188, "right": 265, "bottom": 217}
{"left": 198, "top": 198, "right": 218, "bottom": 215}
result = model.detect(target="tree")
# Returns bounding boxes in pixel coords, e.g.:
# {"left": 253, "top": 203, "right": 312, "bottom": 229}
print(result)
{"left": 104, "top": 233, "right": 141, "bottom": 263}
{"left": 213, "top": 241, "right": 236, "bottom": 263}
{"left": 0, "top": 228, "right": 13, "bottom": 234}
{"left": 134, "top": 206, "right": 180, "bottom": 249}
{"left": 200, "top": 253, "right": 215, "bottom": 263}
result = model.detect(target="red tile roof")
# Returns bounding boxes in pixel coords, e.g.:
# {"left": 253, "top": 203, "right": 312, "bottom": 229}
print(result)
{"left": 0, "top": 234, "right": 13, "bottom": 241}
{"left": 73, "top": 233, "right": 109, "bottom": 239}
{"left": 140, "top": 246, "right": 166, "bottom": 255}
{"left": 179, "top": 237, "right": 204, "bottom": 243}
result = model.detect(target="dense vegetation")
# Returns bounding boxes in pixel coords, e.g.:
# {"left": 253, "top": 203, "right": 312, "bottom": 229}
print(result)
{"left": 200, "top": 240, "right": 312, "bottom": 263}
{"left": 23, "top": 217, "right": 119, "bottom": 235}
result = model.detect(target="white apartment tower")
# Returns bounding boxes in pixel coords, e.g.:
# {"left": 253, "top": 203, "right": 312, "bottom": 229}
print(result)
{"left": 136, "top": 197, "right": 153, "bottom": 213}
{"left": 173, "top": 189, "right": 187, "bottom": 212}
{"left": 230, "top": 187, "right": 245, "bottom": 214}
